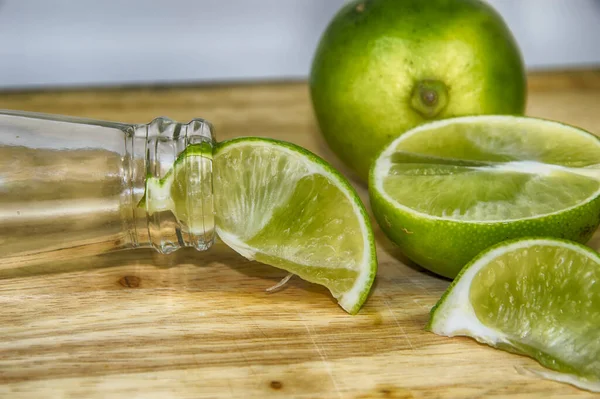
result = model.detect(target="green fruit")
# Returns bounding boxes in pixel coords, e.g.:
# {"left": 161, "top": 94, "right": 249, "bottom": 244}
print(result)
{"left": 310, "top": 0, "right": 527, "bottom": 181}
{"left": 428, "top": 238, "right": 600, "bottom": 392}
{"left": 142, "top": 138, "right": 377, "bottom": 314}
{"left": 214, "top": 138, "right": 377, "bottom": 314}
{"left": 369, "top": 116, "right": 600, "bottom": 278}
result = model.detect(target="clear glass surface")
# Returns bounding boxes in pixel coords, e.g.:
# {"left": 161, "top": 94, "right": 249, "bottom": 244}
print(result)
{"left": 0, "top": 110, "right": 215, "bottom": 268}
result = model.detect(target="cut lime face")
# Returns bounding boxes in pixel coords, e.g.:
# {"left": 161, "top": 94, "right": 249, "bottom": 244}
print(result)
{"left": 369, "top": 116, "right": 600, "bottom": 278}
{"left": 213, "top": 138, "right": 377, "bottom": 314}
{"left": 141, "top": 142, "right": 214, "bottom": 250}
{"left": 428, "top": 238, "right": 600, "bottom": 392}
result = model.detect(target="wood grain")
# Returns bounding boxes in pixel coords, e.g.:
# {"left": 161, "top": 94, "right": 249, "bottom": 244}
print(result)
{"left": 0, "top": 70, "right": 599, "bottom": 398}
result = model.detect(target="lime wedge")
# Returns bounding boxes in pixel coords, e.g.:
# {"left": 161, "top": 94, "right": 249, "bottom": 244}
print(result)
{"left": 428, "top": 238, "right": 600, "bottom": 392}
{"left": 213, "top": 137, "right": 377, "bottom": 314}
{"left": 369, "top": 116, "right": 600, "bottom": 278}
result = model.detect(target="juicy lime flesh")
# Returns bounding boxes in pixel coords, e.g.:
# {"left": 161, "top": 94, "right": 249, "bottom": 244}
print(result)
{"left": 170, "top": 146, "right": 214, "bottom": 235}
{"left": 383, "top": 118, "right": 600, "bottom": 221}
{"left": 384, "top": 165, "right": 600, "bottom": 221}
{"left": 214, "top": 143, "right": 311, "bottom": 241}
{"left": 143, "top": 142, "right": 214, "bottom": 235}
{"left": 246, "top": 174, "right": 362, "bottom": 297}
{"left": 393, "top": 119, "right": 600, "bottom": 167}
{"left": 470, "top": 243, "right": 600, "bottom": 381}
{"left": 214, "top": 140, "right": 370, "bottom": 305}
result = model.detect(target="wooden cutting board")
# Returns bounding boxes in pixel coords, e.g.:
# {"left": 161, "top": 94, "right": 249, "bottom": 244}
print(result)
{"left": 0, "top": 71, "right": 599, "bottom": 398}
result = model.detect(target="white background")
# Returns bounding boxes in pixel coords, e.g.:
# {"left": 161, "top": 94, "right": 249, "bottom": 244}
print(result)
{"left": 0, "top": 0, "right": 598, "bottom": 89}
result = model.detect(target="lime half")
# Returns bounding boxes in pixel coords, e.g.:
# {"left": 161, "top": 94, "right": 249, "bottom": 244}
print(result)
{"left": 369, "top": 116, "right": 600, "bottom": 278}
{"left": 213, "top": 138, "right": 377, "bottom": 314}
{"left": 428, "top": 238, "right": 600, "bottom": 392}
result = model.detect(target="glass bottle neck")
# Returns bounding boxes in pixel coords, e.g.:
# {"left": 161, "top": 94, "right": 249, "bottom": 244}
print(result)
{"left": 126, "top": 117, "right": 216, "bottom": 254}
{"left": 0, "top": 111, "right": 215, "bottom": 269}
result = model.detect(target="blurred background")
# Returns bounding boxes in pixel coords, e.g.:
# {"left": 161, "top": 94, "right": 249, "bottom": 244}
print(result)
{"left": 0, "top": 0, "right": 598, "bottom": 89}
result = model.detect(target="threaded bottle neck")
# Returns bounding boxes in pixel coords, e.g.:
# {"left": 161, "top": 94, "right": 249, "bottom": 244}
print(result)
{"left": 124, "top": 117, "right": 216, "bottom": 254}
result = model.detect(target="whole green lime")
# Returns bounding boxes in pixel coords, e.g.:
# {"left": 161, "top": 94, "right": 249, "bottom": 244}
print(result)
{"left": 310, "top": 0, "right": 527, "bottom": 181}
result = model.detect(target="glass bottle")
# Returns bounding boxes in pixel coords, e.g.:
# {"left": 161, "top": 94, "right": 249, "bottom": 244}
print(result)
{"left": 0, "top": 110, "right": 215, "bottom": 268}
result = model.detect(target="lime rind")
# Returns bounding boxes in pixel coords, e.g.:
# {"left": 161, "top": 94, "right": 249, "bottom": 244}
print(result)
{"left": 214, "top": 137, "right": 377, "bottom": 314}
{"left": 428, "top": 237, "right": 600, "bottom": 392}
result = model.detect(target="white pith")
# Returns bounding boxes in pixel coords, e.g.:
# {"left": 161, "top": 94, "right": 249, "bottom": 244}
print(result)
{"left": 215, "top": 141, "right": 375, "bottom": 312}
{"left": 430, "top": 238, "right": 599, "bottom": 392}
{"left": 217, "top": 229, "right": 259, "bottom": 260}
{"left": 373, "top": 116, "right": 600, "bottom": 223}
